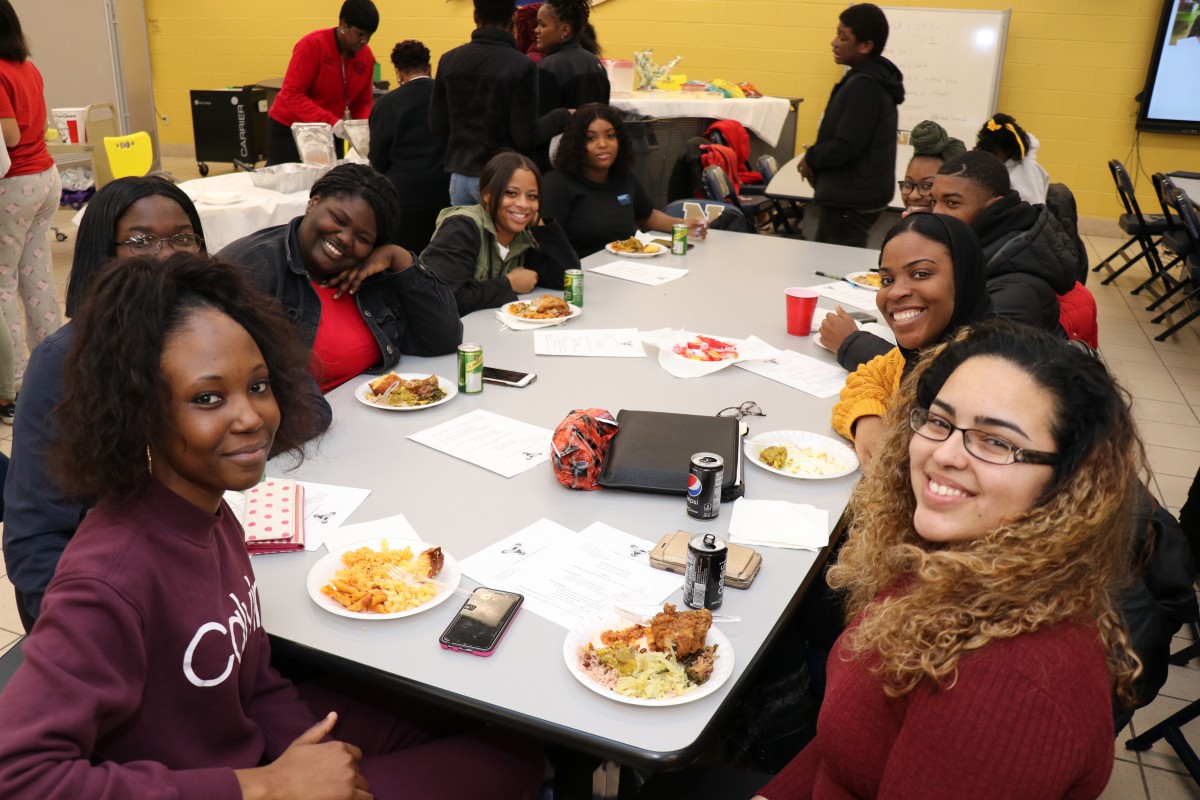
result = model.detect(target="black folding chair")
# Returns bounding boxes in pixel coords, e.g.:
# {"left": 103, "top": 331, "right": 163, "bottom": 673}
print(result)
{"left": 1131, "top": 172, "right": 1191, "bottom": 297}
{"left": 1147, "top": 179, "right": 1200, "bottom": 340}
{"left": 754, "top": 155, "right": 800, "bottom": 235}
{"left": 702, "top": 165, "right": 769, "bottom": 233}
{"left": 1092, "top": 159, "right": 1172, "bottom": 286}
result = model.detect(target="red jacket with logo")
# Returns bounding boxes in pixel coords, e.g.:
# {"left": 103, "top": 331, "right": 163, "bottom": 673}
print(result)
{"left": 269, "top": 27, "right": 374, "bottom": 127}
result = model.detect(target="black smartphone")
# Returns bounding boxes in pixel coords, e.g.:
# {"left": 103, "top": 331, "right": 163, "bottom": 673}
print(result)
{"left": 482, "top": 367, "right": 537, "bottom": 387}
{"left": 439, "top": 588, "right": 524, "bottom": 656}
{"left": 847, "top": 311, "right": 878, "bottom": 324}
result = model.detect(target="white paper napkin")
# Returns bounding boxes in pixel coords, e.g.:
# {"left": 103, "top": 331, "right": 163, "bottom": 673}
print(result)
{"left": 639, "top": 329, "right": 781, "bottom": 378}
{"left": 727, "top": 498, "right": 830, "bottom": 550}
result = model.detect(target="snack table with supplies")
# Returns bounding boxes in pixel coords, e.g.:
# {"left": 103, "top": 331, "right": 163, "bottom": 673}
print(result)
{"left": 250, "top": 230, "right": 884, "bottom": 786}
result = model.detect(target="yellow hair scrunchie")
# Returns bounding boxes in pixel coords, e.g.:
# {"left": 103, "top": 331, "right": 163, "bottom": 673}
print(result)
{"left": 986, "top": 117, "right": 1026, "bottom": 159}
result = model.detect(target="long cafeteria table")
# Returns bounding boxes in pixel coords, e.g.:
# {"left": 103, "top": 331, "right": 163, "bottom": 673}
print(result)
{"left": 252, "top": 230, "right": 881, "bottom": 782}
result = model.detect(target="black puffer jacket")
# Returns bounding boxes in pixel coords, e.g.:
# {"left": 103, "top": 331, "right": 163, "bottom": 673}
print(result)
{"left": 805, "top": 56, "right": 905, "bottom": 210}
{"left": 973, "top": 192, "right": 1077, "bottom": 331}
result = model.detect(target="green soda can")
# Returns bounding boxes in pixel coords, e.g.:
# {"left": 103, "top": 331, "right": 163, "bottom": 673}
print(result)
{"left": 457, "top": 343, "right": 483, "bottom": 394}
{"left": 564, "top": 269, "right": 584, "bottom": 307}
{"left": 672, "top": 223, "right": 688, "bottom": 255}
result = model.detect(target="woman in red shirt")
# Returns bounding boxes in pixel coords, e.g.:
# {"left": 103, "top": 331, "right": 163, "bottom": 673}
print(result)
{"left": 756, "top": 322, "right": 1144, "bottom": 799}
{"left": 0, "top": 0, "right": 62, "bottom": 421}
{"left": 267, "top": 0, "right": 379, "bottom": 165}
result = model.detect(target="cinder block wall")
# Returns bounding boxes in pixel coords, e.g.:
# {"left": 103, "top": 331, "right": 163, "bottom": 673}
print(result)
{"left": 145, "top": 0, "right": 1199, "bottom": 218}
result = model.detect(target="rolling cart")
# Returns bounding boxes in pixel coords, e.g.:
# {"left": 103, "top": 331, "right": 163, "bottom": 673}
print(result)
{"left": 189, "top": 87, "right": 269, "bottom": 176}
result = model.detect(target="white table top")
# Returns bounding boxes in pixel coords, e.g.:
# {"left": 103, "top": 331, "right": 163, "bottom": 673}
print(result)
{"left": 610, "top": 91, "right": 791, "bottom": 147}
{"left": 1171, "top": 175, "right": 1200, "bottom": 207}
{"left": 252, "top": 230, "right": 879, "bottom": 768}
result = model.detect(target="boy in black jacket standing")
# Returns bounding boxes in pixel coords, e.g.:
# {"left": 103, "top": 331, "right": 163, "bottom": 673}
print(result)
{"left": 798, "top": 4, "right": 904, "bottom": 248}
{"left": 431, "top": 0, "right": 571, "bottom": 205}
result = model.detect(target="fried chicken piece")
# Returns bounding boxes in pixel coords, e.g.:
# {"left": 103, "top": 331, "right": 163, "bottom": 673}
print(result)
{"left": 402, "top": 375, "right": 444, "bottom": 401}
{"left": 413, "top": 546, "right": 444, "bottom": 579}
{"left": 647, "top": 604, "right": 712, "bottom": 659}
{"left": 368, "top": 372, "right": 401, "bottom": 395}
{"left": 600, "top": 624, "right": 645, "bottom": 648}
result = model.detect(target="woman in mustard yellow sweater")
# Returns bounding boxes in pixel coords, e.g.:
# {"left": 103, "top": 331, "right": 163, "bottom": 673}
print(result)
{"left": 832, "top": 213, "right": 992, "bottom": 467}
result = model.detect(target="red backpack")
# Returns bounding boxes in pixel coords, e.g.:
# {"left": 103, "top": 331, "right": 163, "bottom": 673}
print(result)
{"left": 550, "top": 409, "right": 619, "bottom": 490}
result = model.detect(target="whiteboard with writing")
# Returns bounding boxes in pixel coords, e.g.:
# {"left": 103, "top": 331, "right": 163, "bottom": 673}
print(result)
{"left": 882, "top": 6, "right": 1010, "bottom": 207}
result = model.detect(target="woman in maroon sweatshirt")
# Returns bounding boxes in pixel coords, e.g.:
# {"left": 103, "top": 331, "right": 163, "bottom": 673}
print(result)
{"left": 755, "top": 322, "right": 1144, "bottom": 800}
{"left": 0, "top": 254, "right": 542, "bottom": 799}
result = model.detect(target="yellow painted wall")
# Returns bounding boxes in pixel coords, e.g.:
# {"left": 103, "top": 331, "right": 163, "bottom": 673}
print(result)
{"left": 146, "top": 0, "right": 1199, "bottom": 218}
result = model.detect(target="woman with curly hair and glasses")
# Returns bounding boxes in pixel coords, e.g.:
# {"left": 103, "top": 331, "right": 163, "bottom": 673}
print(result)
{"left": 0, "top": 254, "right": 544, "bottom": 800}
{"left": 541, "top": 103, "right": 707, "bottom": 258}
{"left": 755, "top": 321, "right": 1145, "bottom": 800}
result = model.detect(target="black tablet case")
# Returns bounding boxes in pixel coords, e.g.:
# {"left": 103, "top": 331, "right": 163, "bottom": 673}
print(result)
{"left": 597, "top": 410, "right": 742, "bottom": 500}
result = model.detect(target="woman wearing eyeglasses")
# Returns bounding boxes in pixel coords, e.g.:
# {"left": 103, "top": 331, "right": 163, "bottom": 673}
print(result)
{"left": 818, "top": 120, "right": 965, "bottom": 359}
{"left": 3, "top": 176, "right": 238, "bottom": 631}
{"left": 755, "top": 321, "right": 1144, "bottom": 800}
{"left": 831, "top": 213, "right": 991, "bottom": 469}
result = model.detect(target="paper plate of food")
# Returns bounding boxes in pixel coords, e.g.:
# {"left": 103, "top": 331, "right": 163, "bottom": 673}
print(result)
{"left": 745, "top": 430, "right": 859, "bottom": 480}
{"left": 605, "top": 237, "right": 666, "bottom": 257}
{"left": 307, "top": 538, "right": 462, "bottom": 620}
{"left": 355, "top": 373, "right": 456, "bottom": 411}
{"left": 845, "top": 271, "right": 882, "bottom": 291}
{"left": 501, "top": 295, "right": 581, "bottom": 325}
{"left": 564, "top": 604, "right": 734, "bottom": 707}
{"left": 671, "top": 334, "right": 740, "bottom": 362}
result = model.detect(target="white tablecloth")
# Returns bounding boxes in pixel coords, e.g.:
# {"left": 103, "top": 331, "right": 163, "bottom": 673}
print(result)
{"left": 74, "top": 172, "right": 311, "bottom": 254}
{"left": 610, "top": 91, "right": 791, "bottom": 146}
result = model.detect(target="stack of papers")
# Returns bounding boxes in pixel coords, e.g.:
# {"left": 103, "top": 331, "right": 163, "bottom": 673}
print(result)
{"left": 533, "top": 328, "right": 646, "bottom": 357}
{"left": 727, "top": 498, "right": 830, "bottom": 550}
{"left": 459, "top": 518, "right": 682, "bottom": 629}
{"left": 408, "top": 409, "right": 551, "bottom": 478}
{"left": 588, "top": 260, "right": 689, "bottom": 285}
{"left": 735, "top": 350, "right": 847, "bottom": 398}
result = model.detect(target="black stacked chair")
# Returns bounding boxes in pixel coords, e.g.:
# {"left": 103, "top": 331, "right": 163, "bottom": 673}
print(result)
{"left": 1093, "top": 159, "right": 1173, "bottom": 286}
{"left": 1147, "top": 176, "right": 1200, "bottom": 340}
{"left": 1131, "top": 172, "right": 1192, "bottom": 297}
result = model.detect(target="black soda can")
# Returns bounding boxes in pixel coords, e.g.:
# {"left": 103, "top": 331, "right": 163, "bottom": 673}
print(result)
{"left": 684, "top": 533, "right": 727, "bottom": 610}
{"left": 686, "top": 452, "right": 723, "bottom": 520}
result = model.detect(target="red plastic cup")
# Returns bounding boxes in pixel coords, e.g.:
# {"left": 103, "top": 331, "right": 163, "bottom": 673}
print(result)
{"left": 785, "top": 288, "right": 819, "bottom": 336}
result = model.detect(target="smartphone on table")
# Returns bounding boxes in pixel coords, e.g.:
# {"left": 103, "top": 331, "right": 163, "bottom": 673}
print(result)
{"left": 482, "top": 367, "right": 536, "bottom": 387}
{"left": 439, "top": 587, "right": 524, "bottom": 656}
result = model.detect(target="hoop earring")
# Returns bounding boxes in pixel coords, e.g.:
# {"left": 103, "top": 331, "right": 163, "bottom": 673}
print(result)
{"left": 146, "top": 445, "right": 153, "bottom": 475}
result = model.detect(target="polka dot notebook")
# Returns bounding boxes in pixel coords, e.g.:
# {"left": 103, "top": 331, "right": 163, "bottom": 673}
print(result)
{"left": 242, "top": 479, "right": 306, "bottom": 555}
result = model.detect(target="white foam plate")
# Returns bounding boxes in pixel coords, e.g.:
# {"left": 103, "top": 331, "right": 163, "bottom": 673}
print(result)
{"left": 845, "top": 271, "right": 881, "bottom": 291}
{"left": 354, "top": 374, "right": 456, "bottom": 411}
{"left": 500, "top": 300, "right": 582, "bottom": 326}
{"left": 744, "top": 430, "right": 859, "bottom": 479}
{"left": 563, "top": 607, "right": 734, "bottom": 707}
{"left": 307, "top": 538, "right": 462, "bottom": 620}
{"left": 605, "top": 241, "right": 666, "bottom": 258}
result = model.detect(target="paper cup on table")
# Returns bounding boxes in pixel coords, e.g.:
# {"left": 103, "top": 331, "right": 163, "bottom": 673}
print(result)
{"left": 785, "top": 288, "right": 819, "bottom": 336}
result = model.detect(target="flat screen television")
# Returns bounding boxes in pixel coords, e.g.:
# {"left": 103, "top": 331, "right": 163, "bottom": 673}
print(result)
{"left": 1136, "top": 0, "right": 1200, "bottom": 134}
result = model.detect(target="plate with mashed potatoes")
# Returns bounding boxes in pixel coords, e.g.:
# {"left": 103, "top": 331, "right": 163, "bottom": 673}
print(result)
{"left": 564, "top": 605, "right": 734, "bottom": 707}
{"left": 744, "top": 430, "right": 859, "bottom": 480}
{"left": 355, "top": 373, "right": 456, "bottom": 411}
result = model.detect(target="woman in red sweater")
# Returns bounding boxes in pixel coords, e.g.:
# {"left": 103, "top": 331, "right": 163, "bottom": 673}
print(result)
{"left": 756, "top": 322, "right": 1144, "bottom": 800}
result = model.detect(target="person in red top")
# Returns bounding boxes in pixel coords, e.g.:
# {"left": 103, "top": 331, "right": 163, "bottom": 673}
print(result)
{"left": 0, "top": 0, "right": 62, "bottom": 421}
{"left": 755, "top": 322, "right": 1145, "bottom": 800}
{"left": 267, "top": 0, "right": 379, "bottom": 165}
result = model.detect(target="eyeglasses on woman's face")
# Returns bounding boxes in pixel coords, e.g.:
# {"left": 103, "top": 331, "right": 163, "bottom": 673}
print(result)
{"left": 116, "top": 232, "right": 204, "bottom": 256}
{"left": 898, "top": 180, "right": 935, "bottom": 197}
{"left": 909, "top": 407, "right": 1059, "bottom": 466}
{"left": 717, "top": 401, "right": 765, "bottom": 420}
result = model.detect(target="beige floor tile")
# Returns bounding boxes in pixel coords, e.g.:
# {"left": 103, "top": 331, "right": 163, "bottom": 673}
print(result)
{"left": 1107, "top": 343, "right": 1167, "bottom": 364}
{"left": 1173, "top": 368, "right": 1200, "bottom": 388}
{"left": 1124, "top": 378, "right": 1188, "bottom": 405}
{"left": 0, "top": 576, "right": 21, "bottom": 636}
{"left": 1143, "top": 765, "right": 1200, "bottom": 799}
{"left": 1160, "top": 350, "right": 1200, "bottom": 370}
{"left": 1135, "top": 399, "right": 1200, "bottom": 427}
{"left": 1181, "top": 384, "right": 1200, "bottom": 406}
{"left": 0, "top": 630, "right": 19, "bottom": 658}
{"left": 1109, "top": 359, "right": 1178, "bottom": 384}
{"left": 1100, "top": 757, "right": 1148, "bottom": 799}
{"left": 1158, "top": 662, "right": 1200, "bottom": 704}
{"left": 1139, "top": 421, "right": 1200, "bottom": 451}
{"left": 1147, "top": 445, "right": 1200, "bottom": 480}
{"left": 1157, "top": 474, "right": 1197, "bottom": 510}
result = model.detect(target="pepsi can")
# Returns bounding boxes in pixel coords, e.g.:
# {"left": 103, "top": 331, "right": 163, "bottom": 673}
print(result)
{"left": 686, "top": 452, "right": 723, "bottom": 520}
{"left": 685, "top": 533, "right": 727, "bottom": 610}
